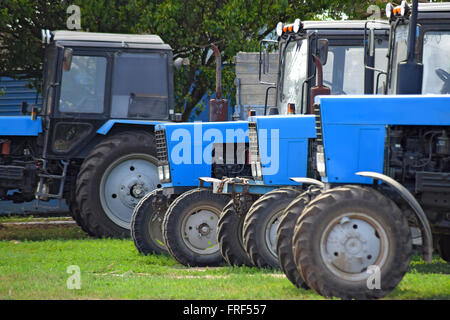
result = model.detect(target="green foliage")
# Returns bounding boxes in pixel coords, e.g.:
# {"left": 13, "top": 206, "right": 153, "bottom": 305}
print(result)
{"left": 0, "top": 0, "right": 386, "bottom": 119}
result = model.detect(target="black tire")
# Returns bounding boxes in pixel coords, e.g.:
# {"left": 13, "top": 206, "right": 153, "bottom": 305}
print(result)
{"left": 438, "top": 235, "right": 450, "bottom": 263}
{"left": 276, "top": 191, "right": 315, "bottom": 289}
{"left": 293, "top": 186, "right": 412, "bottom": 300}
{"left": 131, "top": 188, "right": 170, "bottom": 255}
{"left": 76, "top": 131, "right": 158, "bottom": 238}
{"left": 67, "top": 195, "right": 95, "bottom": 237}
{"left": 243, "top": 188, "right": 300, "bottom": 268}
{"left": 162, "top": 188, "right": 229, "bottom": 267}
{"left": 217, "top": 199, "right": 255, "bottom": 266}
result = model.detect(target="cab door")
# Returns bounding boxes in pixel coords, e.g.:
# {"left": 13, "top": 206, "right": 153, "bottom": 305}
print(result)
{"left": 43, "top": 48, "right": 111, "bottom": 159}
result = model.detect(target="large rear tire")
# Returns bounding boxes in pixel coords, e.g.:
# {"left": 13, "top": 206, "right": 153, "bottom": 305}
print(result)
{"left": 162, "top": 188, "right": 229, "bottom": 267}
{"left": 76, "top": 131, "right": 158, "bottom": 238}
{"left": 243, "top": 188, "right": 300, "bottom": 268}
{"left": 67, "top": 194, "right": 95, "bottom": 237}
{"left": 217, "top": 199, "right": 255, "bottom": 267}
{"left": 131, "top": 188, "right": 170, "bottom": 255}
{"left": 293, "top": 186, "right": 412, "bottom": 300}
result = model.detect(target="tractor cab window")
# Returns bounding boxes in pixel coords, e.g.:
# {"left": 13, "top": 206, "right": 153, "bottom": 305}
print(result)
{"left": 324, "top": 46, "right": 365, "bottom": 95}
{"left": 110, "top": 52, "right": 169, "bottom": 119}
{"left": 422, "top": 31, "right": 450, "bottom": 94}
{"left": 59, "top": 55, "right": 107, "bottom": 114}
{"left": 278, "top": 39, "right": 308, "bottom": 115}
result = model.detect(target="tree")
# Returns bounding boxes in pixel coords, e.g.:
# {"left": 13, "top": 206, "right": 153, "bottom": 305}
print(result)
{"left": 0, "top": 0, "right": 390, "bottom": 120}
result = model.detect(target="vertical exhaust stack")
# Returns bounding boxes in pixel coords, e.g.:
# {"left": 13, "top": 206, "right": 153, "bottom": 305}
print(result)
{"left": 209, "top": 44, "right": 228, "bottom": 122}
{"left": 309, "top": 55, "right": 330, "bottom": 114}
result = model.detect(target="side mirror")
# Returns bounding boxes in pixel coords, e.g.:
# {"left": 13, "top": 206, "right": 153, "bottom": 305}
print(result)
{"left": 263, "top": 48, "right": 270, "bottom": 74}
{"left": 317, "top": 39, "right": 328, "bottom": 66}
{"left": 258, "top": 39, "right": 277, "bottom": 85}
{"left": 62, "top": 48, "right": 73, "bottom": 72}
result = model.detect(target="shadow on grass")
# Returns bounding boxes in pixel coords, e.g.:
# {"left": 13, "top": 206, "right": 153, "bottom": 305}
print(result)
{"left": 0, "top": 223, "right": 89, "bottom": 241}
{"left": 389, "top": 287, "right": 450, "bottom": 300}
{"left": 408, "top": 254, "right": 450, "bottom": 275}
{"left": 409, "top": 261, "right": 450, "bottom": 275}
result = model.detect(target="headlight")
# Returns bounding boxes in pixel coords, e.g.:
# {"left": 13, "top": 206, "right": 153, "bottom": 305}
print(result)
{"left": 256, "top": 162, "right": 262, "bottom": 178}
{"left": 163, "top": 165, "right": 170, "bottom": 180}
{"left": 158, "top": 166, "right": 164, "bottom": 181}
{"left": 316, "top": 145, "right": 326, "bottom": 177}
{"left": 251, "top": 161, "right": 262, "bottom": 179}
{"left": 158, "top": 164, "right": 171, "bottom": 182}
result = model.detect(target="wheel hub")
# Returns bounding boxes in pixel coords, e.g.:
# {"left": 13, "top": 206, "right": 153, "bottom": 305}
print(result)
{"left": 198, "top": 223, "right": 211, "bottom": 236}
{"left": 183, "top": 209, "right": 219, "bottom": 254}
{"left": 100, "top": 154, "right": 158, "bottom": 228}
{"left": 118, "top": 176, "right": 151, "bottom": 209}
{"left": 323, "top": 215, "right": 383, "bottom": 275}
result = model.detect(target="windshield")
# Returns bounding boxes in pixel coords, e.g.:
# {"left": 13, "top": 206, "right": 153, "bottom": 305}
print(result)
{"left": 422, "top": 31, "right": 450, "bottom": 94}
{"left": 277, "top": 39, "right": 308, "bottom": 115}
{"left": 389, "top": 24, "right": 409, "bottom": 93}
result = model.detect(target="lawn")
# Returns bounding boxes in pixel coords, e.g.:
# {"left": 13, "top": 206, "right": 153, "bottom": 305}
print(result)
{"left": 0, "top": 217, "right": 449, "bottom": 300}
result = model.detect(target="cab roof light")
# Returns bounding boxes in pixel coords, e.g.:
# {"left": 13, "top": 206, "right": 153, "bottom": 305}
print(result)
{"left": 276, "top": 22, "right": 283, "bottom": 37}
{"left": 277, "top": 18, "right": 302, "bottom": 36}
{"left": 386, "top": 3, "right": 393, "bottom": 19}
{"left": 401, "top": 1, "right": 410, "bottom": 16}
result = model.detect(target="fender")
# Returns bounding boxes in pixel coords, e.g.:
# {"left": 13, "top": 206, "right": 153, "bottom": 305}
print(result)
{"left": 356, "top": 171, "right": 433, "bottom": 263}
{"left": 96, "top": 119, "right": 168, "bottom": 135}
{"left": 290, "top": 177, "right": 326, "bottom": 189}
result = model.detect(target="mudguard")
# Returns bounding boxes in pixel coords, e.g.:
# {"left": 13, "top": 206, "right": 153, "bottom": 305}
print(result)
{"left": 0, "top": 116, "right": 43, "bottom": 136}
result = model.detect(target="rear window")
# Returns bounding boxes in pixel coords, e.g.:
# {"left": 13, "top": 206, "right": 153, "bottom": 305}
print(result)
{"left": 111, "top": 52, "right": 169, "bottom": 119}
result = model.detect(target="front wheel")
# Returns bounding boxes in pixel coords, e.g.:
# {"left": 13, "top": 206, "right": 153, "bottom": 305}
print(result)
{"left": 131, "top": 188, "right": 171, "bottom": 255}
{"left": 276, "top": 190, "right": 318, "bottom": 289}
{"left": 217, "top": 199, "right": 255, "bottom": 267}
{"left": 162, "top": 188, "right": 229, "bottom": 267}
{"left": 293, "top": 186, "right": 412, "bottom": 300}
{"left": 243, "top": 188, "right": 300, "bottom": 268}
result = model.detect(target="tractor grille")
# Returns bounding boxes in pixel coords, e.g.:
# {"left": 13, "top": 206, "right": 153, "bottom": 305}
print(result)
{"left": 155, "top": 129, "right": 168, "bottom": 164}
{"left": 248, "top": 121, "right": 260, "bottom": 163}
{"left": 313, "top": 103, "right": 323, "bottom": 145}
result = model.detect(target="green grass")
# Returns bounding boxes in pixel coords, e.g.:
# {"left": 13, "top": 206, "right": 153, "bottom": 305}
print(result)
{"left": 0, "top": 219, "right": 449, "bottom": 300}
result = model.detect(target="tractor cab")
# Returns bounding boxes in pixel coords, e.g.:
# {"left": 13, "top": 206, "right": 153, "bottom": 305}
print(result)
{"left": 39, "top": 31, "right": 174, "bottom": 159}
{"left": 383, "top": 2, "right": 450, "bottom": 95}
{"left": 260, "top": 20, "right": 389, "bottom": 117}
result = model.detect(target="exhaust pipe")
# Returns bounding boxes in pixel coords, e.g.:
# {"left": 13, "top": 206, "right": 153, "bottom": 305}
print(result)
{"left": 209, "top": 43, "right": 228, "bottom": 122}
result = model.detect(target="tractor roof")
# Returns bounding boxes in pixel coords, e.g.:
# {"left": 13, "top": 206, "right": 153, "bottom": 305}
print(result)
{"left": 418, "top": 2, "right": 450, "bottom": 13}
{"left": 302, "top": 20, "right": 388, "bottom": 30}
{"left": 52, "top": 30, "right": 172, "bottom": 50}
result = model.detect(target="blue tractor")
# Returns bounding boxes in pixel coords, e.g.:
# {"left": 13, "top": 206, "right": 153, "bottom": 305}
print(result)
{"left": 288, "top": 1, "right": 450, "bottom": 299}
{"left": 236, "top": 1, "right": 449, "bottom": 298}
{"left": 130, "top": 19, "right": 390, "bottom": 267}
{"left": 0, "top": 31, "right": 182, "bottom": 238}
